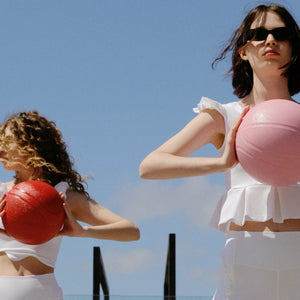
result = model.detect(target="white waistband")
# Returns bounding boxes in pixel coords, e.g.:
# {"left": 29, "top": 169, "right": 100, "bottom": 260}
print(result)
{"left": 227, "top": 230, "right": 300, "bottom": 239}
{"left": 0, "top": 273, "right": 55, "bottom": 280}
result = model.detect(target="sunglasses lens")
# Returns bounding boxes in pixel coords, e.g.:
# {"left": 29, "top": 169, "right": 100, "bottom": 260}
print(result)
{"left": 246, "top": 27, "right": 293, "bottom": 42}
{"left": 273, "top": 27, "right": 292, "bottom": 40}
{"left": 246, "top": 28, "right": 267, "bottom": 41}
{"left": 254, "top": 28, "right": 268, "bottom": 41}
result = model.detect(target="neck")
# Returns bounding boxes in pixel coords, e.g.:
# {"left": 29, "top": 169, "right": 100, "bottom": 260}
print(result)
{"left": 242, "top": 73, "right": 292, "bottom": 107}
{"left": 15, "top": 170, "right": 33, "bottom": 184}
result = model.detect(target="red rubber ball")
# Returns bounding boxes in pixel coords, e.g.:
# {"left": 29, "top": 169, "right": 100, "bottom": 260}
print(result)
{"left": 2, "top": 181, "right": 65, "bottom": 245}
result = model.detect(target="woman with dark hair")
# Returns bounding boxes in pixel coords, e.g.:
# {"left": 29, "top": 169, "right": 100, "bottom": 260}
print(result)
{"left": 214, "top": 4, "right": 300, "bottom": 98}
{"left": 140, "top": 3, "right": 300, "bottom": 299}
{"left": 0, "top": 110, "right": 140, "bottom": 300}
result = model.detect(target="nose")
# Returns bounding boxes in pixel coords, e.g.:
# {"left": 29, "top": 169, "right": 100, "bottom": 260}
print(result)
{"left": 265, "top": 33, "right": 277, "bottom": 46}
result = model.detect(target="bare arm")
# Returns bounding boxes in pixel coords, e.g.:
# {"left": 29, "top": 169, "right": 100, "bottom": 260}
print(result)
{"left": 139, "top": 107, "right": 249, "bottom": 180}
{"left": 59, "top": 190, "right": 140, "bottom": 242}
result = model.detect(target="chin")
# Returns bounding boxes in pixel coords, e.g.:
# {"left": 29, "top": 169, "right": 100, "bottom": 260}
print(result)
{"left": 1, "top": 163, "right": 16, "bottom": 172}
{"left": 3, "top": 166, "right": 14, "bottom": 172}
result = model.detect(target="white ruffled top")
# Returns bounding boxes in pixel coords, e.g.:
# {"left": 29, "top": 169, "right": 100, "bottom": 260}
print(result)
{"left": 194, "top": 97, "right": 300, "bottom": 234}
{"left": 0, "top": 181, "right": 69, "bottom": 268}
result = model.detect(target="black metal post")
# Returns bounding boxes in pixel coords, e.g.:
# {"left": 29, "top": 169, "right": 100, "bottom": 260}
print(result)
{"left": 164, "top": 233, "right": 176, "bottom": 300}
{"left": 93, "top": 246, "right": 109, "bottom": 300}
{"left": 93, "top": 247, "right": 100, "bottom": 300}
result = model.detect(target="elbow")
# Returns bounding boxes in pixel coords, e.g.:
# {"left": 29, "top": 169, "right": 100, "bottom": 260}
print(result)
{"left": 133, "top": 226, "right": 140, "bottom": 241}
{"left": 139, "top": 161, "right": 148, "bottom": 179}
{"left": 139, "top": 157, "right": 154, "bottom": 179}
{"left": 126, "top": 223, "right": 140, "bottom": 242}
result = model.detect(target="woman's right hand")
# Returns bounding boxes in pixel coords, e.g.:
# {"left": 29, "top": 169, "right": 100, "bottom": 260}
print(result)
{"left": 220, "top": 106, "right": 250, "bottom": 170}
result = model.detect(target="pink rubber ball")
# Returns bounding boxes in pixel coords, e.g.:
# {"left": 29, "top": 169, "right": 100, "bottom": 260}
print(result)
{"left": 236, "top": 99, "right": 300, "bottom": 186}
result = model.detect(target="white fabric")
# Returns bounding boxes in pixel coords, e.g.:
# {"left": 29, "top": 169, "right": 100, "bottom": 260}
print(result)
{"left": 213, "top": 230, "right": 300, "bottom": 300}
{"left": 0, "top": 273, "right": 63, "bottom": 300}
{"left": 194, "top": 97, "right": 300, "bottom": 233}
{"left": 0, "top": 181, "right": 69, "bottom": 267}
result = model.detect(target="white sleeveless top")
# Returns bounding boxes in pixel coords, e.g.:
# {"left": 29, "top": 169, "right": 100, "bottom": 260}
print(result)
{"left": 0, "top": 181, "right": 69, "bottom": 268}
{"left": 194, "top": 97, "right": 300, "bottom": 234}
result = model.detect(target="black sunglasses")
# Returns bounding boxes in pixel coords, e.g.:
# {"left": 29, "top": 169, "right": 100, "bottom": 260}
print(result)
{"left": 245, "top": 27, "right": 294, "bottom": 42}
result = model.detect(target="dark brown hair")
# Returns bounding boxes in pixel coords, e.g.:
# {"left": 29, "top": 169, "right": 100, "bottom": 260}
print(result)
{"left": 213, "top": 3, "right": 300, "bottom": 98}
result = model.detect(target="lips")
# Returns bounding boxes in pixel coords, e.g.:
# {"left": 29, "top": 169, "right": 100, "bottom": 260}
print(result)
{"left": 264, "top": 49, "right": 280, "bottom": 56}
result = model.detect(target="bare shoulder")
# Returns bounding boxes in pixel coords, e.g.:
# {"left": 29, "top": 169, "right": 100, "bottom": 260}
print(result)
{"left": 65, "top": 189, "right": 123, "bottom": 225}
{"left": 182, "top": 108, "right": 226, "bottom": 150}
{"left": 197, "top": 109, "right": 225, "bottom": 148}
{"left": 178, "top": 108, "right": 225, "bottom": 139}
{"left": 196, "top": 108, "right": 225, "bottom": 132}
{"left": 151, "top": 108, "right": 226, "bottom": 157}
{"left": 65, "top": 189, "right": 98, "bottom": 209}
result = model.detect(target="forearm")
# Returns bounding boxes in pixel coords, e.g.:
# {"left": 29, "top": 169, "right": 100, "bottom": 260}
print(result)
{"left": 81, "top": 220, "right": 140, "bottom": 242}
{"left": 139, "top": 152, "right": 230, "bottom": 180}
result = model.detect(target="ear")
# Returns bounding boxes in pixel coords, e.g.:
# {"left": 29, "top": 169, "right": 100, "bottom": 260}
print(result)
{"left": 239, "top": 46, "right": 248, "bottom": 61}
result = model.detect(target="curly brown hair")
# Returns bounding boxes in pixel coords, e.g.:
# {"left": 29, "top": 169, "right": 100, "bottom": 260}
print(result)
{"left": 0, "top": 110, "right": 89, "bottom": 197}
{"left": 213, "top": 3, "right": 300, "bottom": 98}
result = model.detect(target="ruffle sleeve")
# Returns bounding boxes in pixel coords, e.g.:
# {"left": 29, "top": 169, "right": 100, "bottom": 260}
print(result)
{"left": 54, "top": 181, "right": 69, "bottom": 199}
{"left": 193, "top": 96, "right": 226, "bottom": 117}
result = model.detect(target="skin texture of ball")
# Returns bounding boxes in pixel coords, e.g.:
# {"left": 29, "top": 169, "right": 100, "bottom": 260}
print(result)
{"left": 236, "top": 99, "right": 300, "bottom": 186}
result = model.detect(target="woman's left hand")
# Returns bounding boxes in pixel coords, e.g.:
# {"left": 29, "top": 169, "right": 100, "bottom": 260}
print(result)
{"left": 0, "top": 195, "right": 9, "bottom": 236}
{"left": 56, "top": 193, "right": 85, "bottom": 237}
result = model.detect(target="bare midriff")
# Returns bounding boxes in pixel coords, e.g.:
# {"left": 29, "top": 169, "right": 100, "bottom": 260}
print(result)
{"left": 0, "top": 252, "right": 54, "bottom": 276}
{"left": 230, "top": 219, "right": 300, "bottom": 232}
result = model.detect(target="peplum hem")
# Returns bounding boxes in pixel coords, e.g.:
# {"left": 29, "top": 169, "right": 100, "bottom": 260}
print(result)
{"left": 210, "top": 183, "right": 300, "bottom": 234}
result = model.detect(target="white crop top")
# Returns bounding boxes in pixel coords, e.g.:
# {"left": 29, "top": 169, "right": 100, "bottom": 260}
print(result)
{"left": 0, "top": 181, "right": 69, "bottom": 268}
{"left": 194, "top": 97, "right": 300, "bottom": 234}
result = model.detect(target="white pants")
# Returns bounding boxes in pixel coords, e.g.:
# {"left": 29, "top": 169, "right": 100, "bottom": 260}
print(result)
{"left": 0, "top": 273, "right": 63, "bottom": 300}
{"left": 213, "top": 230, "right": 300, "bottom": 300}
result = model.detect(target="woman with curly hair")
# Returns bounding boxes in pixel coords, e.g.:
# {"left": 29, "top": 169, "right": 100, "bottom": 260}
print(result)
{"left": 0, "top": 110, "right": 140, "bottom": 300}
{"left": 140, "top": 3, "right": 300, "bottom": 300}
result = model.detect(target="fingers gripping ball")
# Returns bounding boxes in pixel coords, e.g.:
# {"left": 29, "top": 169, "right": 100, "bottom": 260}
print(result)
{"left": 2, "top": 181, "right": 65, "bottom": 245}
{"left": 236, "top": 99, "right": 300, "bottom": 186}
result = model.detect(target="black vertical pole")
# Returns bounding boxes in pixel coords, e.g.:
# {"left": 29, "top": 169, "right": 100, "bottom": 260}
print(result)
{"left": 93, "top": 246, "right": 110, "bottom": 300}
{"left": 164, "top": 233, "right": 176, "bottom": 300}
{"left": 93, "top": 247, "right": 100, "bottom": 300}
{"left": 98, "top": 247, "right": 109, "bottom": 300}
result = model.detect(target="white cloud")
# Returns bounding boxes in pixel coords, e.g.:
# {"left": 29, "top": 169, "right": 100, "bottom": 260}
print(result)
{"left": 110, "top": 177, "right": 224, "bottom": 228}
{"left": 187, "top": 266, "right": 205, "bottom": 279}
{"left": 186, "top": 265, "right": 220, "bottom": 284}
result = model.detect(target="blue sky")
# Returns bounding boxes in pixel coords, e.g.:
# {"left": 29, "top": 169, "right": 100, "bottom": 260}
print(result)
{"left": 0, "top": 0, "right": 300, "bottom": 297}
